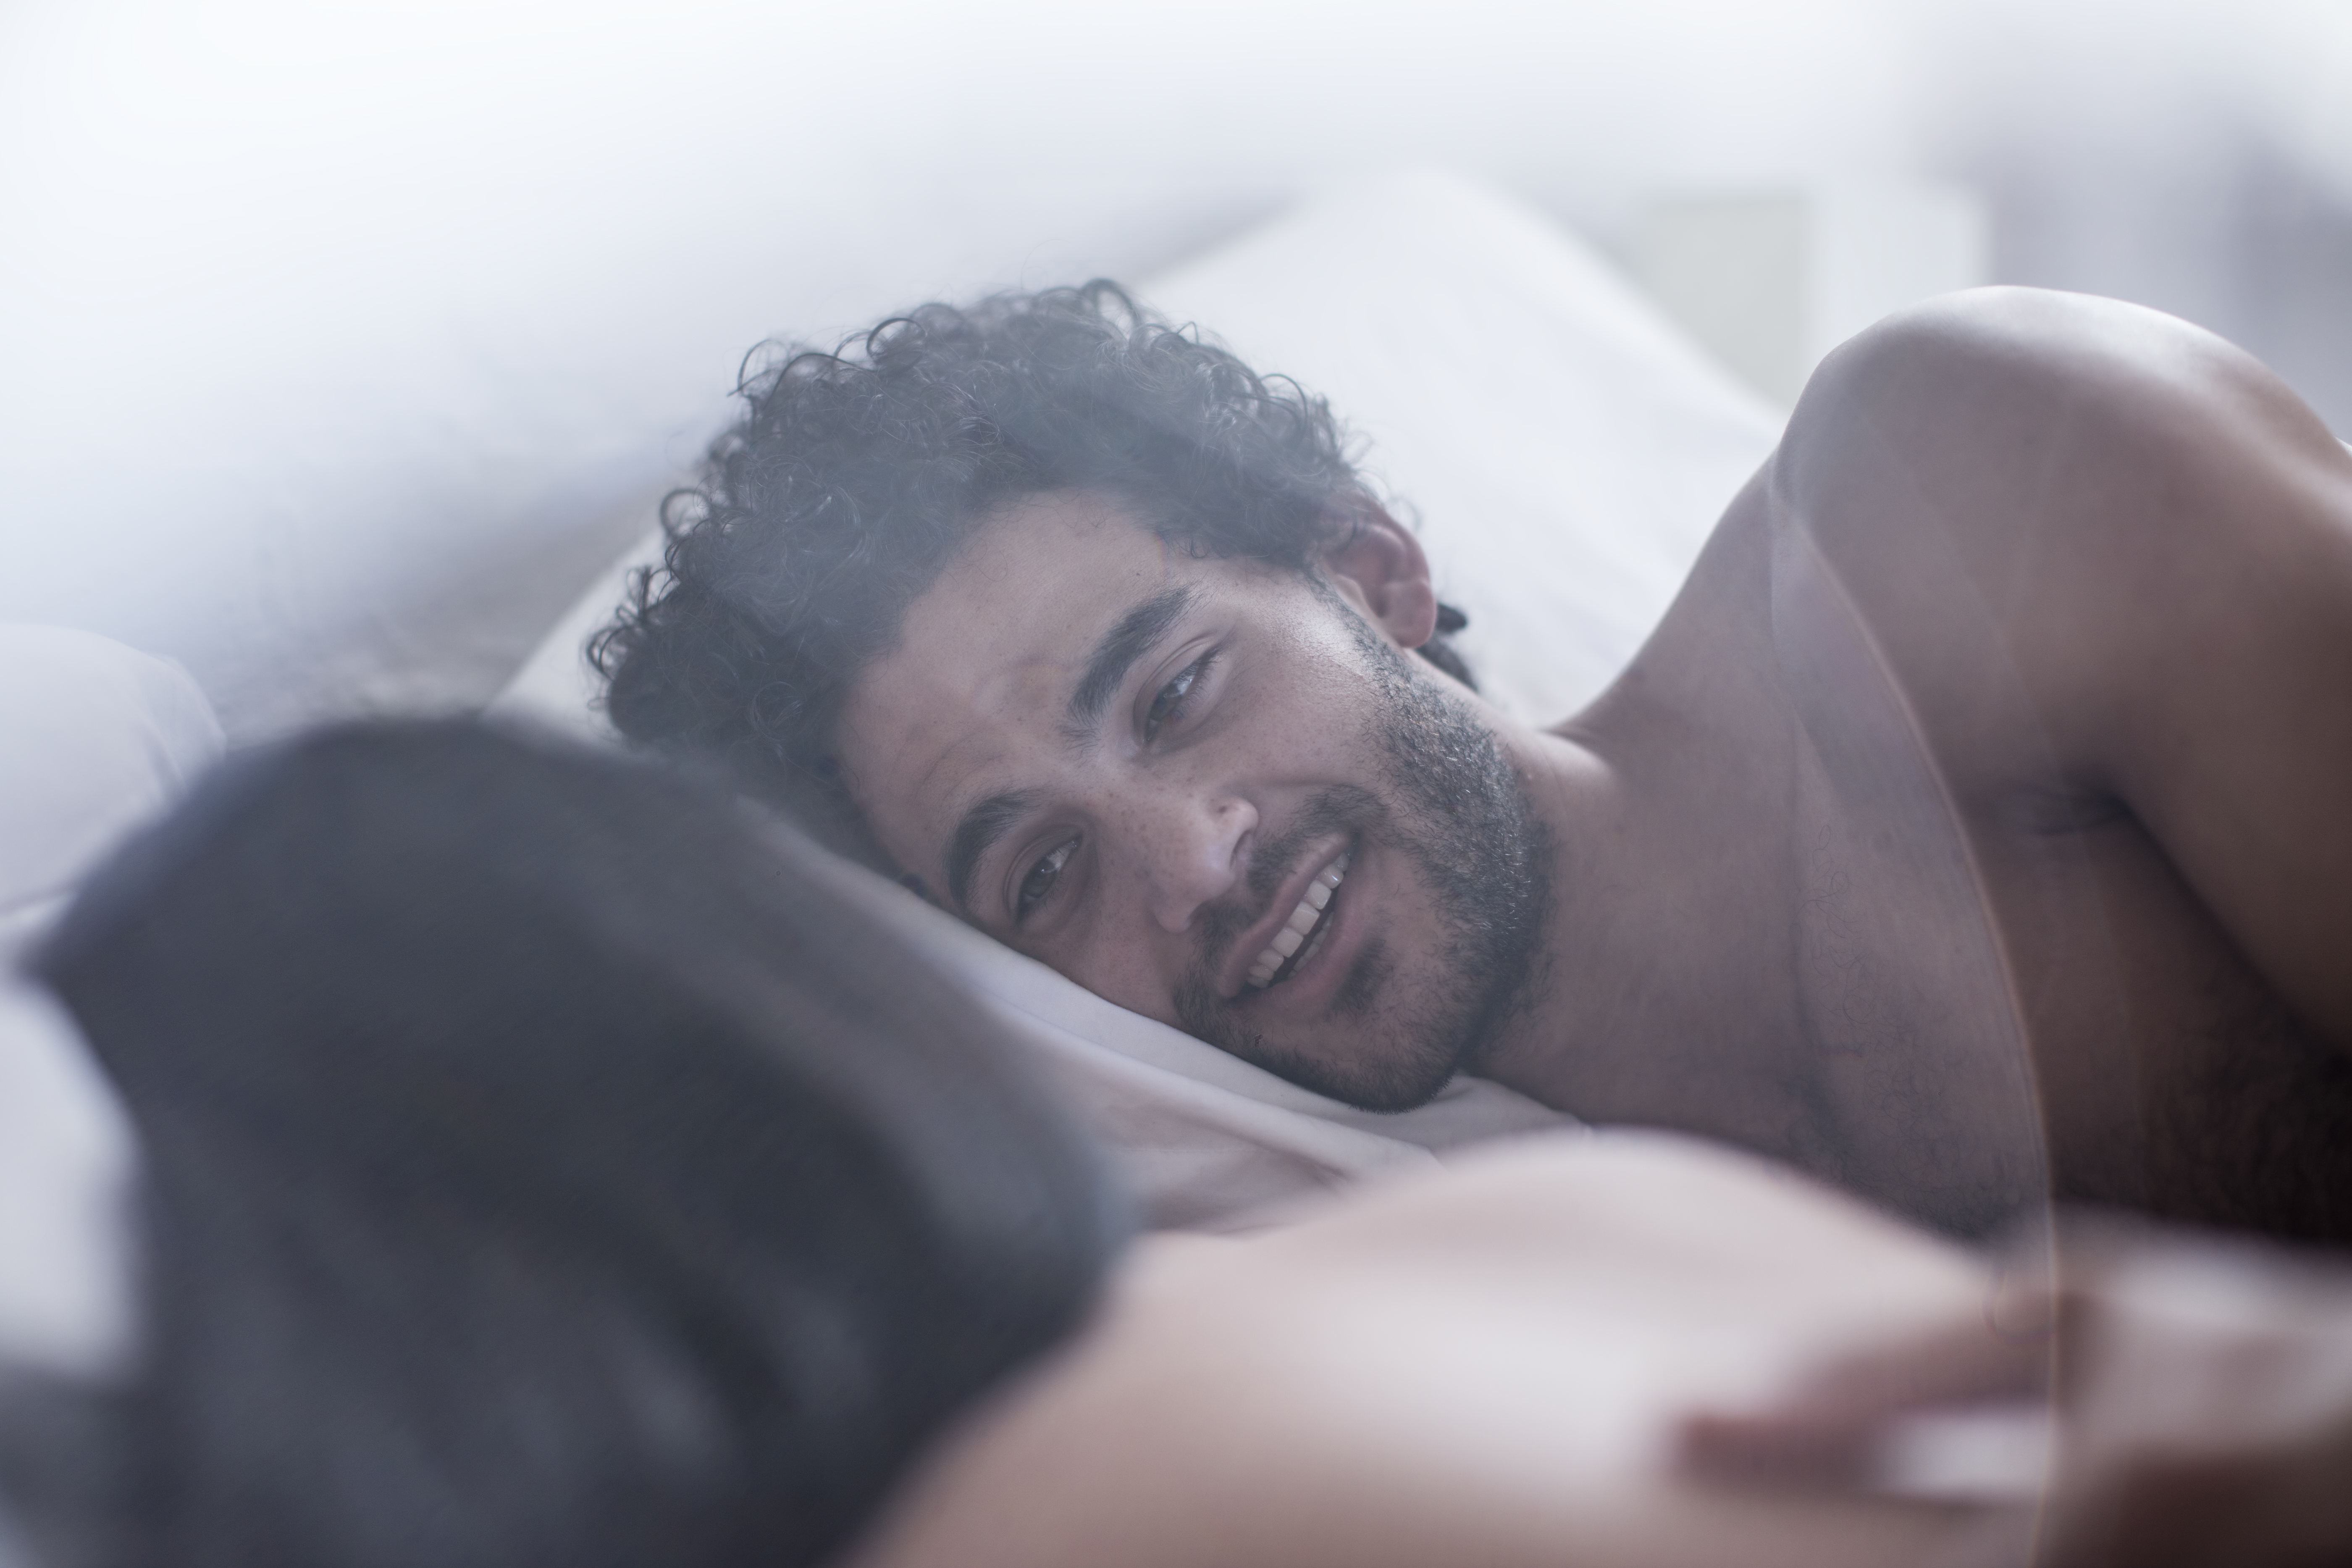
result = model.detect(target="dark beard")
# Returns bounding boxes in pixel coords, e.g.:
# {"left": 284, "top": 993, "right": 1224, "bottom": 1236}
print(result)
{"left": 1172, "top": 612, "right": 1552, "bottom": 1111}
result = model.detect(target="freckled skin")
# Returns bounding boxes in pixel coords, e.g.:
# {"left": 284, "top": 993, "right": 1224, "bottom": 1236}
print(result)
{"left": 840, "top": 288, "right": 2352, "bottom": 1243}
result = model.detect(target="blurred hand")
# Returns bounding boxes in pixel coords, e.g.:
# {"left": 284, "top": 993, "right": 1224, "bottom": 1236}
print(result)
{"left": 1679, "top": 1214, "right": 2352, "bottom": 1568}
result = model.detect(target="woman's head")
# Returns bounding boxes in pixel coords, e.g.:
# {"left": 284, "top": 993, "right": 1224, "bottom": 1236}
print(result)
{"left": 24, "top": 720, "right": 1123, "bottom": 1568}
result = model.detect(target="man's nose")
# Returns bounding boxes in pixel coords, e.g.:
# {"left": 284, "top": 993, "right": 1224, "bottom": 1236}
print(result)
{"left": 1138, "top": 793, "right": 1258, "bottom": 934}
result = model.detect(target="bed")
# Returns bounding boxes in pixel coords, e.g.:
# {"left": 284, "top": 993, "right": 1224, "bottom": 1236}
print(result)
{"left": 0, "top": 168, "right": 1780, "bottom": 1381}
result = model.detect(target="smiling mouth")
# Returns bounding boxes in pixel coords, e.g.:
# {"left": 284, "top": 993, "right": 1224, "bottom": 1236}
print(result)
{"left": 1243, "top": 850, "right": 1351, "bottom": 990}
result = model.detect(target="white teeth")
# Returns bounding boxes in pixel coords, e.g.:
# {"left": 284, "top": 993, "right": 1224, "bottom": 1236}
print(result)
{"left": 1242, "top": 851, "right": 1351, "bottom": 990}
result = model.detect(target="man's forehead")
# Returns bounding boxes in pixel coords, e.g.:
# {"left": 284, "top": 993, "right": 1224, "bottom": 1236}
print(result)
{"left": 861, "top": 492, "right": 1185, "bottom": 723}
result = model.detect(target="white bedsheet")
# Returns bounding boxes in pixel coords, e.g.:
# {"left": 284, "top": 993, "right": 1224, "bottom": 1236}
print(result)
{"left": 790, "top": 831, "right": 1573, "bottom": 1232}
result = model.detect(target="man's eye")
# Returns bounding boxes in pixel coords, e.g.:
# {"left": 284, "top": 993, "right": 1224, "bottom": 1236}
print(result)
{"left": 1145, "top": 651, "right": 1218, "bottom": 741}
{"left": 1016, "top": 837, "right": 1079, "bottom": 921}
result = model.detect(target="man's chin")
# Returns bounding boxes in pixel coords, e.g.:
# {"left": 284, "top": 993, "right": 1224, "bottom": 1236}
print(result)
{"left": 1272, "top": 1044, "right": 1468, "bottom": 1113}
{"left": 1175, "top": 951, "right": 1479, "bottom": 1113}
{"left": 1210, "top": 1024, "right": 1469, "bottom": 1111}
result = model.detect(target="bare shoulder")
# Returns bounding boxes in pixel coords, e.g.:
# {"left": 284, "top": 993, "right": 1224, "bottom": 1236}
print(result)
{"left": 1784, "top": 284, "right": 2350, "bottom": 504}
{"left": 846, "top": 1135, "right": 1991, "bottom": 1568}
{"left": 1769, "top": 286, "right": 2352, "bottom": 1050}
{"left": 1772, "top": 288, "right": 2352, "bottom": 741}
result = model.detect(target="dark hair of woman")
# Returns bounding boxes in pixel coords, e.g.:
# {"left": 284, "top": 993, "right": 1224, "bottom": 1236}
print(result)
{"left": 12, "top": 720, "right": 1126, "bottom": 1568}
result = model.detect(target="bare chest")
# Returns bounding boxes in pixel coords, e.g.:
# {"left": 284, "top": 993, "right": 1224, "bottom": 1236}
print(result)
{"left": 1789, "top": 720, "right": 2352, "bottom": 1245}
{"left": 1746, "top": 501, "right": 2352, "bottom": 1242}
{"left": 1782, "top": 724, "right": 2045, "bottom": 1236}
{"left": 1969, "top": 801, "right": 2352, "bottom": 1243}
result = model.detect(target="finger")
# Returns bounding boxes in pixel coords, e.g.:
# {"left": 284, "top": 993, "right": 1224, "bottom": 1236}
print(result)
{"left": 1678, "top": 1313, "right": 2053, "bottom": 1488}
{"left": 1701, "top": 1311, "right": 2051, "bottom": 1431}
{"left": 1677, "top": 1407, "right": 1883, "bottom": 1487}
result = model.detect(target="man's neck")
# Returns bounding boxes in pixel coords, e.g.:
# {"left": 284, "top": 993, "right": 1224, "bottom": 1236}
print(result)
{"left": 1465, "top": 495, "right": 1834, "bottom": 1166}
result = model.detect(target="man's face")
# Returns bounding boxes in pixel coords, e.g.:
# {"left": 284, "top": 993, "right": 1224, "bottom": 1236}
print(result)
{"left": 837, "top": 490, "right": 1549, "bottom": 1110}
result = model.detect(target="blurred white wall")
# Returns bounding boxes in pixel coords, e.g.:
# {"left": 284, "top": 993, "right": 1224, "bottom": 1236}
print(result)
{"left": 1916, "top": 0, "right": 2352, "bottom": 434}
{"left": 1, "top": 0, "right": 2345, "bottom": 738}
{"left": 1636, "top": 184, "right": 1991, "bottom": 407}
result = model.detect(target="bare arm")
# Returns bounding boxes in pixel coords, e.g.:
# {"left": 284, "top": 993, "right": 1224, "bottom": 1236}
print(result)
{"left": 1774, "top": 286, "right": 2352, "bottom": 1049}
{"left": 1684, "top": 1215, "right": 2352, "bottom": 1568}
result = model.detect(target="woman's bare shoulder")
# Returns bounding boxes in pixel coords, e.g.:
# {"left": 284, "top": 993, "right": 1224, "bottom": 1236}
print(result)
{"left": 842, "top": 1134, "right": 1996, "bottom": 1568}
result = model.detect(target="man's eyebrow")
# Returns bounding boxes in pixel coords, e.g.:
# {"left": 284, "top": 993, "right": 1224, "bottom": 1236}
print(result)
{"left": 944, "top": 788, "right": 1041, "bottom": 916}
{"left": 1063, "top": 584, "right": 1201, "bottom": 743}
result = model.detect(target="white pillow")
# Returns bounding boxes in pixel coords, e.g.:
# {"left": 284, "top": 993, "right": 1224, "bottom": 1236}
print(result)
{"left": 0, "top": 625, "right": 226, "bottom": 954}
{"left": 491, "top": 169, "right": 1781, "bottom": 1227}
{"left": 0, "top": 625, "right": 208, "bottom": 1376}
{"left": 498, "top": 169, "right": 1781, "bottom": 734}
{"left": 1143, "top": 165, "right": 1782, "bottom": 722}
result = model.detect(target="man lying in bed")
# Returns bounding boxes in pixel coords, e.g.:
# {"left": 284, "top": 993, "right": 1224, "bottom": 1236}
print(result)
{"left": 597, "top": 282, "right": 2352, "bottom": 1244}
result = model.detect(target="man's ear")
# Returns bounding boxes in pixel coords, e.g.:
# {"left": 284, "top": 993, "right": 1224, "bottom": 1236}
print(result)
{"left": 1317, "top": 507, "right": 1439, "bottom": 649}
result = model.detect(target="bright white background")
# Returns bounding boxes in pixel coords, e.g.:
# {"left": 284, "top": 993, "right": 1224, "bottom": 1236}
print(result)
{"left": 3, "top": 0, "right": 2347, "bottom": 739}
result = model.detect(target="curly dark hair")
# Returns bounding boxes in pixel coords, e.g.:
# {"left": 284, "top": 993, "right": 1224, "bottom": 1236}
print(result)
{"left": 593, "top": 282, "right": 1470, "bottom": 862}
